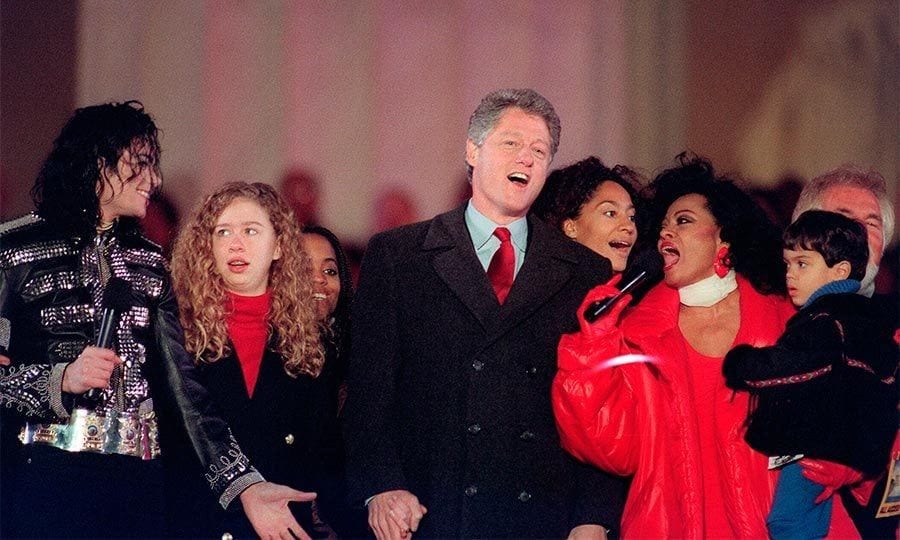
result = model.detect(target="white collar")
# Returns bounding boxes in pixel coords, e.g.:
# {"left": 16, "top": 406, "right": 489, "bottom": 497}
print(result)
{"left": 678, "top": 269, "right": 738, "bottom": 307}
{"left": 858, "top": 263, "right": 877, "bottom": 298}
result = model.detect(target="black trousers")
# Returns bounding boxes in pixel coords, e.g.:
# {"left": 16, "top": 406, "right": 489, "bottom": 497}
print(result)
{"left": 6, "top": 445, "right": 164, "bottom": 539}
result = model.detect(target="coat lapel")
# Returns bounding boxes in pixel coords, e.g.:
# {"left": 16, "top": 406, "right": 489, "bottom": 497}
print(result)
{"left": 425, "top": 205, "right": 499, "bottom": 329}
{"left": 425, "top": 207, "right": 589, "bottom": 341}
{"left": 485, "top": 215, "right": 581, "bottom": 344}
{"left": 202, "top": 348, "right": 251, "bottom": 409}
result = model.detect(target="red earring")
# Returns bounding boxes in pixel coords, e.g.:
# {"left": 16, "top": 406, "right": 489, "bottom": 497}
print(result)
{"left": 714, "top": 246, "right": 732, "bottom": 278}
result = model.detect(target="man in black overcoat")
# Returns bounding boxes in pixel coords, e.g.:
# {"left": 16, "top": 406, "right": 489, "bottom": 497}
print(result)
{"left": 344, "top": 89, "right": 625, "bottom": 539}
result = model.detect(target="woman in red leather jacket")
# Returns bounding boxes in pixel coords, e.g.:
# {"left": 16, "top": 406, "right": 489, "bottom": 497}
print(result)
{"left": 553, "top": 154, "right": 863, "bottom": 538}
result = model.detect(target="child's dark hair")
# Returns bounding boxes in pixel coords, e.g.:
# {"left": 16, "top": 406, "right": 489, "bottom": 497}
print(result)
{"left": 784, "top": 210, "right": 868, "bottom": 281}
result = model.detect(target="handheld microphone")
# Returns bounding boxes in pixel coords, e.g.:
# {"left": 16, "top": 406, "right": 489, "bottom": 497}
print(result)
{"left": 84, "top": 277, "right": 132, "bottom": 401}
{"left": 584, "top": 249, "right": 663, "bottom": 323}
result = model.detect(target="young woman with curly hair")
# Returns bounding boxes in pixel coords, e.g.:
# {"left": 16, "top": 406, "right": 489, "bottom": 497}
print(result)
{"left": 531, "top": 156, "right": 645, "bottom": 274}
{"left": 168, "top": 182, "right": 339, "bottom": 538}
{"left": 553, "top": 155, "right": 864, "bottom": 537}
{"left": 172, "top": 182, "right": 323, "bottom": 377}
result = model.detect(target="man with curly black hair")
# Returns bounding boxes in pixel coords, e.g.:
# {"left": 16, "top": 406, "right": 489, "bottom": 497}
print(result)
{"left": 0, "top": 101, "right": 315, "bottom": 539}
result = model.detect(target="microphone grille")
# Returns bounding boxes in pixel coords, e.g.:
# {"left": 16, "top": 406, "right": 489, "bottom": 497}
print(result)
{"left": 620, "top": 247, "right": 664, "bottom": 302}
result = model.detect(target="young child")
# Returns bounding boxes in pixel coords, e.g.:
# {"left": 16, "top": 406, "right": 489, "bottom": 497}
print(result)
{"left": 723, "top": 210, "right": 898, "bottom": 538}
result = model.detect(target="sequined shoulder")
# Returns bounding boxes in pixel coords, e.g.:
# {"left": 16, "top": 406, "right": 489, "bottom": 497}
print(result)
{"left": 136, "top": 233, "right": 163, "bottom": 253}
{"left": 0, "top": 214, "right": 77, "bottom": 270}
{"left": 0, "top": 212, "right": 42, "bottom": 237}
{"left": 118, "top": 233, "right": 167, "bottom": 271}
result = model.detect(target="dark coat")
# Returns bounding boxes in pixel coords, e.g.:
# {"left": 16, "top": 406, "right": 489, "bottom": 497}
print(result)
{"left": 166, "top": 345, "right": 341, "bottom": 538}
{"left": 724, "top": 292, "right": 898, "bottom": 476}
{"left": 845, "top": 291, "right": 900, "bottom": 537}
{"left": 343, "top": 205, "right": 626, "bottom": 538}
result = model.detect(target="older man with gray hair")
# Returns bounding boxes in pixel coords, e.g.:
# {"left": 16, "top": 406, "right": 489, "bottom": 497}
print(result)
{"left": 791, "top": 165, "right": 898, "bottom": 538}
{"left": 792, "top": 165, "right": 894, "bottom": 297}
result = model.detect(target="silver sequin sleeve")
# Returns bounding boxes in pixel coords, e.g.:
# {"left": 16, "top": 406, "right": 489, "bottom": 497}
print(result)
{"left": 0, "top": 238, "right": 72, "bottom": 420}
{"left": 0, "top": 363, "right": 53, "bottom": 417}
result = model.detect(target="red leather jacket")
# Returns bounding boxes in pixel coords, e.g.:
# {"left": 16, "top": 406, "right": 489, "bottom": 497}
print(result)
{"left": 553, "top": 277, "right": 859, "bottom": 538}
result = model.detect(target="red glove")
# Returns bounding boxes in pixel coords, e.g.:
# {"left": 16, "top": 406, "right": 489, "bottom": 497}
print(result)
{"left": 799, "top": 458, "right": 864, "bottom": 504}
{"left": 576, "top": 274, "right": 632, "bottom": 340}
{"left": 847, "top": 477, "right": 879, "bottom": 506}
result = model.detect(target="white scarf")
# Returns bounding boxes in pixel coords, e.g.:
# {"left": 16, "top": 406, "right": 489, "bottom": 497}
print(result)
{"left": 858, "top": 263, "right": 878, "bottom": 298}
{"left": 678, "top": 269, "right": 738, "bottom": 307}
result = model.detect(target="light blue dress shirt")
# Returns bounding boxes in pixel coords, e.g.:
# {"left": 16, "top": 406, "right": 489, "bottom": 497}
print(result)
{"left": 464, "top": 201, "right": 528, "bottom": 278}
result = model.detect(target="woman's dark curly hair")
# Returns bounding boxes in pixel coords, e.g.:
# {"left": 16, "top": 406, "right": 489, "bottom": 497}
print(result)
{"left": 532, "top": 156, "right": 644, "bottom": 231}
{"left": 302, "top": 225, "right": 354, "bottom": 368}
{"left": 532, "top": 156, "right": 652, "bottom": 275}
{"left": 31, "top": 101, "right": 161, "bottom": 245}
{"left": 647, "top": 153, "right": 786, "bottom": 295}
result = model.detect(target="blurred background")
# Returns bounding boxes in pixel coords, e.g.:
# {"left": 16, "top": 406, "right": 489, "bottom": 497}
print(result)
{"left": 2, "top": 0, "right": 897, "bottom": 253}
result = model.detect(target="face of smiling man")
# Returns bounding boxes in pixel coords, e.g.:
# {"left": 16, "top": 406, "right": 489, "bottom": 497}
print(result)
{"left": 98, "top": 145, "right": 161, "bottom": 224}
{"left": 466, "top": 107, "right": 552, "bottom": 225}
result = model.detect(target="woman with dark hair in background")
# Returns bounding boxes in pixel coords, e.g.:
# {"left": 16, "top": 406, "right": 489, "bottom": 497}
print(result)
{"left": 169, "top": 182, "right": 338, "bottom": 539}
{"left": 303, "top": 226, "right": 353, "bottom": 402}
{"left": 302, "top": 225, "right": 369, "bottom": 537}
{"left": 532, "top": 156, "right": 645, "bottom": 274}
{"left": 551, "top": 154, "right": 867, "bottom": 537}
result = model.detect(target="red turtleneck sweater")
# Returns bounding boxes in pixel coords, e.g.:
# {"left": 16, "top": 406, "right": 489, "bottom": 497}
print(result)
{"left": 225, "top": 290, "right": 270, "bottom": 397}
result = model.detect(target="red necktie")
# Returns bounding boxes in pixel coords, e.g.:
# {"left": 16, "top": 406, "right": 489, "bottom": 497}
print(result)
{"left": 487, "top": 227, "right": 514, "bottom": 304}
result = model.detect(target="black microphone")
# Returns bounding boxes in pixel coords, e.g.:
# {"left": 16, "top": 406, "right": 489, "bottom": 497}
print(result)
{"left": 84, "top": 277, "right": 132, "bottom": 401}
{"left": 584, "top": 249, "right": 663, "bottom": 323}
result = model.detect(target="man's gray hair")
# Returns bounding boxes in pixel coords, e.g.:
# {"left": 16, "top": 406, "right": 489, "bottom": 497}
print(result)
{"left": 793, "top": 165, "right": 894, "bottom": 250}
{"left": 465, "top": 88, "right": 560, "bottom": 180}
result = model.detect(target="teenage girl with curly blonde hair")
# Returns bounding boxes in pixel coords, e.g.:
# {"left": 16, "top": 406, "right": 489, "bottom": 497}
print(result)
{"left": 167, "top": 181, "right": 336, "bottom": 538}
{"left": 171, "top": 181, "right": 323, "bottom": 377}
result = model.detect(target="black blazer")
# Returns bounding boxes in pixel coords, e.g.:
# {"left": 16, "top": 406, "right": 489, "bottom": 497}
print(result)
{"left": 166, "top": 345, "right": 337, "bottom": 538}
{"left": 724, "top": 292, "right": 898, "bottom": 475}
{"left": 344, "top": 205, "right": 626, "bottom": 538}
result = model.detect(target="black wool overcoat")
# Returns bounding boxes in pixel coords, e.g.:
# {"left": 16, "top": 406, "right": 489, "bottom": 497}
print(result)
{"left": 344, "top": 205, "right": 627, "bottom": 538}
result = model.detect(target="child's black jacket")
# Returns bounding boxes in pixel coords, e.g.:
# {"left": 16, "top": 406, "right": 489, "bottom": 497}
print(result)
{"left": 724, "top": 293, "right": 897, "bottom": 475}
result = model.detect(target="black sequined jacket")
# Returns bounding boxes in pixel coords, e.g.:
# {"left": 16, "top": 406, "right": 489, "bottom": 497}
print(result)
{"left": 0, "top": 213, "right": 264, "bottom": 507}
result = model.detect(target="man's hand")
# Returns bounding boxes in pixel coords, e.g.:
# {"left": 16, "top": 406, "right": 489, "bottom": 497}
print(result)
{"left": 240, "top": 481, "right": 316, "bottom": 540}
{"left": 368, "top": 489, "right": 427, "bottom": 539}
{"left": 61, "top": 346, "right": 121, "bottom": 394}
{"left": 0, "top": 354, "right": 10, "bottom": 366}
{"left": 568, "top": 524, "right": 609, "bottom": 540}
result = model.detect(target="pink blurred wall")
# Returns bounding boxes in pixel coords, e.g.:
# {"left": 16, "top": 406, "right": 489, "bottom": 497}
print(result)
{"left": 2, "top": 0, "right": 895, "bottom": 245}
{"left": 1, "top": 0, "right": 78, "bottom": 219}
